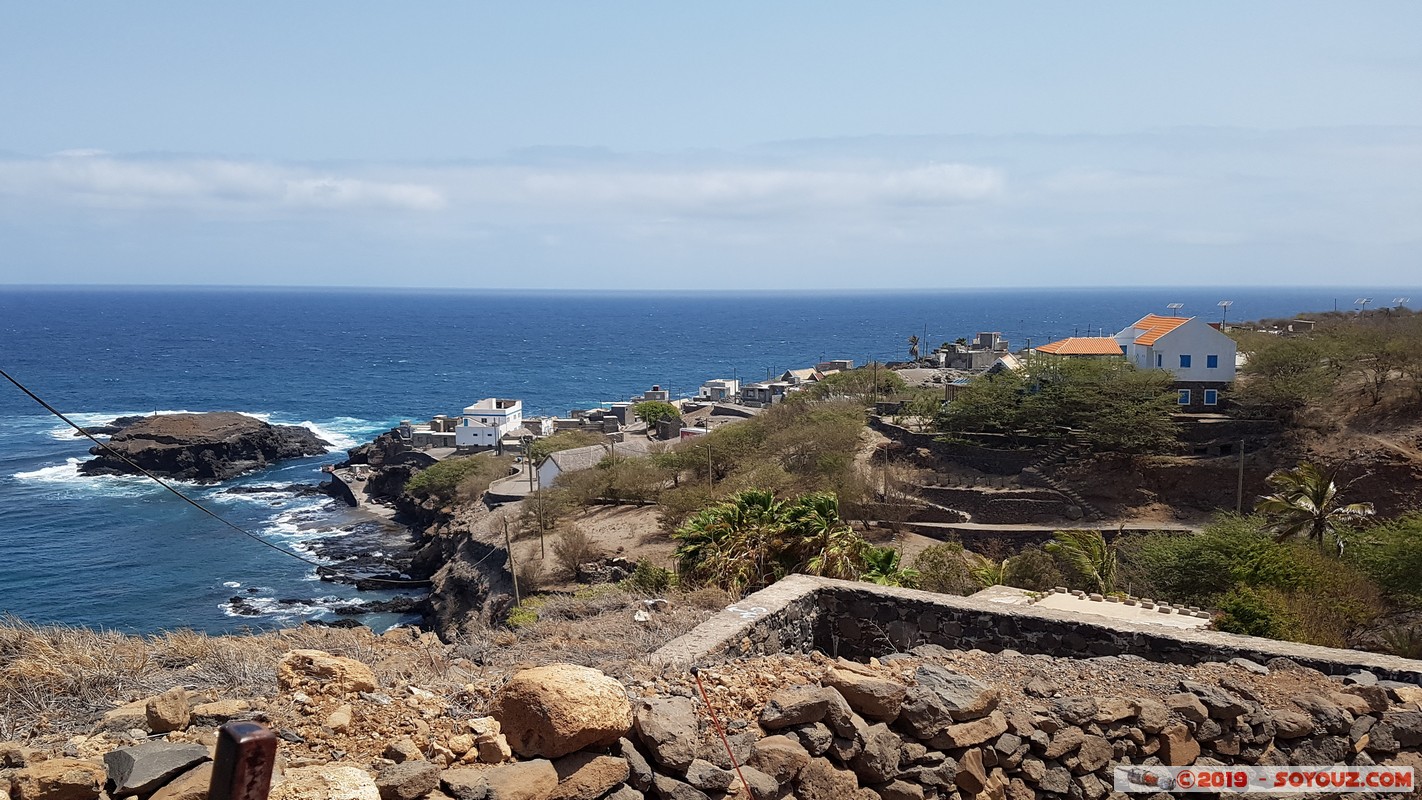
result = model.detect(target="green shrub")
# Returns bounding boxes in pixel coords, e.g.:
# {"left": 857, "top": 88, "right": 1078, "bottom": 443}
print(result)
{"left": 1003, "top": 548, "right": 1063, "bottom": 591}
{"left": 910, "top": 543, "right": 977, "bottom": 595}
{"left": 622, "top": 559, "right": 674, "bottom": 594}
{"left": 405, "top": 455, "right": 514, "bottom": 503}
{"left": 1345, "top": 514, "right": 1422, "bottom": 602}
{"left": 1214, "top": 588, "right": 1291, "bottom": 638}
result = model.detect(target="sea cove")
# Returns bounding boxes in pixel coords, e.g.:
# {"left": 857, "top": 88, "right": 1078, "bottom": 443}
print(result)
{"left": 0, "top": 286, "right": 1413, "bottom": 633}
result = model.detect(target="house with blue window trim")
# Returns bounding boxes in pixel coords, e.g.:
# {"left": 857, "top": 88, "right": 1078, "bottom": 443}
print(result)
{"left": 1113, "top": 314, "right": 1237, "bottom": 412}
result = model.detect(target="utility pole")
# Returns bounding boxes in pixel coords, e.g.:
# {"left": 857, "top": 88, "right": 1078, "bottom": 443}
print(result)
{"left": 706, "top": 442, "right": 713, "bottom": 489}
{"left": 1236, "top": 440, "right": 1245, "bottom": 514}
{"left": 503, "top": 517, "right": 520, "bottom": 606}
{"left": 882, "top": 444, "right": 890, "bottom": 499}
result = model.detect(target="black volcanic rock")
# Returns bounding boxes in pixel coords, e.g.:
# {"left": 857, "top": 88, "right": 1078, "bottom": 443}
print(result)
{"left": 74, "top": 414, "right": 148, "bottom": 437}
{"left": 78, "top": 412, "right": 330, "bottom": 482}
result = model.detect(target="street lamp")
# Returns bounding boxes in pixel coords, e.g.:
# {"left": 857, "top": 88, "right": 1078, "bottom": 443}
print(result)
{"left": 1218, "top": 300, "right": 1233, "bottom": 329}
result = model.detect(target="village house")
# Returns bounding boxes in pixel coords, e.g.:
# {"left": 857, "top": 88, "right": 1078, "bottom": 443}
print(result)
{"left": 778, "top": 368, "right": 821, "bottom": 385}
{"left": 741, "top": 380, "right": 793, "bottom": 407}
{"left": 1113, "top": 314, "right": 1237, "bottom": 411}
{"left": 698, "top": 378, "right": 740, "bottom": 402}
{"left": 455, "top": 398, "right": 524, "bottom": 450}
{"left": 933, "top": 332, "right": 1010, "bottom": 370}
{"left": 1032, "top": 337, "right": 1125, "bottom": 358}
{"left": 535, "top": 437, "right": 656, "bottom": 489}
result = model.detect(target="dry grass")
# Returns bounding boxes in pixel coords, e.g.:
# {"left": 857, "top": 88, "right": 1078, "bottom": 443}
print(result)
{"left": 0, "top": 584, "right": 725, "bottom": 745}
{"left": 453, "top": 585, "right": 725, "bottom": 687}
{"left": 0, "top": 616, "right": 447, "bottom": 744}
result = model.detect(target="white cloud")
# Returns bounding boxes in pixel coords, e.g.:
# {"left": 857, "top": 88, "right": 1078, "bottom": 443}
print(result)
{"left": 513, "top": 162, "right": 1004, "bottom": 214}
{"left": 0, "top": 155, "right": 446, "bottom": 212}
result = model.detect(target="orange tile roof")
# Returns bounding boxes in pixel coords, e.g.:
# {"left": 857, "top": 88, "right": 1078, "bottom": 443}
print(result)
{"left": 1126, "top": 314, "right": 1192, "bottom": 346}
{"left": 1036, "top": 337, "right": 1125, "bottom": 356}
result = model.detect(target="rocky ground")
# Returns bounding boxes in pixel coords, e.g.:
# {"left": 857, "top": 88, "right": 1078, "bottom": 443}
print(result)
{"left": 6, "top": 619, "right": 1422, "bottom": 800}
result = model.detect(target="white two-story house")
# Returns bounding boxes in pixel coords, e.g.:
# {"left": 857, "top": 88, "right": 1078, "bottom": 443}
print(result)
{"left": 455, "top": 398, "right": 523, "bottom": 450}
{"left": 1113, "top": 314, "right": 1237, "bottom": 411}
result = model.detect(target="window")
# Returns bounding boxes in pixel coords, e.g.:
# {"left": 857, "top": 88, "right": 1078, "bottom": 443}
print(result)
{"left": 1204, "top": 389, "right": 1219, "bottom": 405}
{"left": 1179, "top": 354, "right": 1192, "bottom": 368}
{"left": 1177, "top": 389, "right": 1191, "bottom": 405}
{"left": 1207, "top": 354, "right": 1219, "bottom": 369}
{"left": 1156, "top": 354, "right": 1163, "bottom": 368}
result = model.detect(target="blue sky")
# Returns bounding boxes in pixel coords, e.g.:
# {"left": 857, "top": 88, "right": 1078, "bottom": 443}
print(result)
{"left": 2, "top": 3, "right": 1419, "bottom": 289}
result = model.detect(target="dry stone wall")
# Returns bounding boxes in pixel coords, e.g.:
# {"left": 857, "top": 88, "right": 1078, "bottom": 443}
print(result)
{"left": 656, "top": 576, "right": 1422, "bottom": 684}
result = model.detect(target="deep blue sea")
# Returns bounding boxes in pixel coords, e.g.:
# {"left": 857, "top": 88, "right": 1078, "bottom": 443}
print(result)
{"left": 0, "top": 286, "right": 1415, "bottom": 634}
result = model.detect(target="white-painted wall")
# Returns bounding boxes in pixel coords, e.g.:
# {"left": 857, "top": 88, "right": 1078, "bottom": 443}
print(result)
{"left": 1114, "top": 317, "right": 1237, "bottom": 382}
{"left": 455, "top": 398, "right": 523, "bottom": 448}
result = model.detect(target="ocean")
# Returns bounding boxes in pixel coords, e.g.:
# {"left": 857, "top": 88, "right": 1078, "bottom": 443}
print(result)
{"left": 0, "top": 285, "right": 1413, "bottom": 634}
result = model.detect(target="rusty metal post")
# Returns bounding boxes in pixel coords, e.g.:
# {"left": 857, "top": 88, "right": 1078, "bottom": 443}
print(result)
{"left": 209, "top": 721, "right": 277, "bottom": 800}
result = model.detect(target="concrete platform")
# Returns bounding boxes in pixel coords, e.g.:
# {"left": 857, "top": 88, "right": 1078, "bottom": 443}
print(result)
{"left": 970, "top": 585, "right": 1212, "bottom": 630}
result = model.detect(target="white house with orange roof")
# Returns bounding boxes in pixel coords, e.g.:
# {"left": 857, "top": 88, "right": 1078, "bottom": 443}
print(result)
{"left": 1113, "top": 314, "right": 1237, "bottom": 410}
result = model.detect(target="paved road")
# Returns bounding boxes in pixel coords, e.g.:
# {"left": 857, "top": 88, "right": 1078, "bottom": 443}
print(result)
{"left": 904, "top": 520, "right": 1201, "bottom": 534}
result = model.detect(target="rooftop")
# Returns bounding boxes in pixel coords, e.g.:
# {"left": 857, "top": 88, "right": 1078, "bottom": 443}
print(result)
{"left": 1035, "top": 336, "right": 1125, "bottom": 356}
{"left": 1123, "top": 314, "right": 1193, "bottom": 346}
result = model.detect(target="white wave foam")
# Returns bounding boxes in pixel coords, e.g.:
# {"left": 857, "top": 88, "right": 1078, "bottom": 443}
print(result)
{"left": 293, "top": 421, "right": 358, "bottom": 451}
{"left": 219, "top": 594, "right": 363, "bottom": 622}
{"left": 10, "top": 458, "right": 160, "bottom": 497}
{"left": 223, "top": 581, "right": 242, "bottom": 589}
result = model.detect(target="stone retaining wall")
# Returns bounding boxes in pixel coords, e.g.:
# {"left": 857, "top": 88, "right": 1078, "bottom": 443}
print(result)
{"left": 656, "top": 576, "right": 1422, "bottom": 684}
{"left": 869, "top": 418, "right": 1040, "bottom": 476}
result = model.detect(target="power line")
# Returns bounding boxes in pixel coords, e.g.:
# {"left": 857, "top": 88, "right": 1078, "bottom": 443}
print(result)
{"left": 0, "top": 366, "right": 430, "bottom": 587}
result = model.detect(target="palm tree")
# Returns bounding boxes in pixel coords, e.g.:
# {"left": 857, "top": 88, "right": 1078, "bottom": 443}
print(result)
{"left": 673, "top": 490, "right": 786, "bottom": 591}
{"left": 908, "top": 335, "right": 920, "bottom": 360}
{"left": 1255, "top": 462, "right": 1374, "bottom": 554}
{"left": 1045, "top": 529, "right": 1117, "bottom": 593}
{"left": 965, "top": 552, "right": 1009, "bottom": 590}
{"left": 861, "top": 546, "right": 918, "bottom": 587}
{"left": 784, "top": 492, "right": 867, "bottom": 580}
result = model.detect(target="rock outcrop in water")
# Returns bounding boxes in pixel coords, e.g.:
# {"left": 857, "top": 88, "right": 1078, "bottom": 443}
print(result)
{"left": 78, "top": 412, "right": 329, "bottom": 482}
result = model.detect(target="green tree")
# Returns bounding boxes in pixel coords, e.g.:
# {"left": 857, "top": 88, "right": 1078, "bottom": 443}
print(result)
{"left": 528, "top": 430, "right": 605, "bottom": 463}
{"left": 1231, "top": 333, "right": 1335, "bottom": 420}
{"left": 1255, "top": 462, "right": 1375, "bottom": 554}
{"left": 404, "top": 455, "right": 514, "bottom": 504}
{"left": 907, "top": 335, "right": 921, "bottom": 360}
{"left": 1046, "top": 529, "right": 1118, "bottom": 593}
{"left": 803, "top": 365, "right": 907, "bottom": 403}
{"left": 633, "top": 400, "right": 682, "bottom": 427}
{"left": 1344, "top": 513, "right": 1422, "bottom": 600}
{"left": 936, "top": 358, "right": 1177, "bottom": 453}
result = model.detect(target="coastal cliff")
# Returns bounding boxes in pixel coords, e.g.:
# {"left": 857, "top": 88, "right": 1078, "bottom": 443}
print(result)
{"left": 79, "top": 412, "right": 330, "bottom": 482}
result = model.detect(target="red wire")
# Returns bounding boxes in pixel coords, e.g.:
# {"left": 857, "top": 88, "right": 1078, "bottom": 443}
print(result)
{"left": 692, "top": 669, "right": 754, "bottom": 799}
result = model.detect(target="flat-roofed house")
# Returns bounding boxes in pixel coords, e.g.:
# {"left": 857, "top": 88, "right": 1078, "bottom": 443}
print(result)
{"left": 456, "top": 398, "right": 524, "bottom": 449}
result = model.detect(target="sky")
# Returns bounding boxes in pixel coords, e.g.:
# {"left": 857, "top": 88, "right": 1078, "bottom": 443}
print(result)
{"left": 1, "top": 3, "right": 1419, "bottom": 290}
